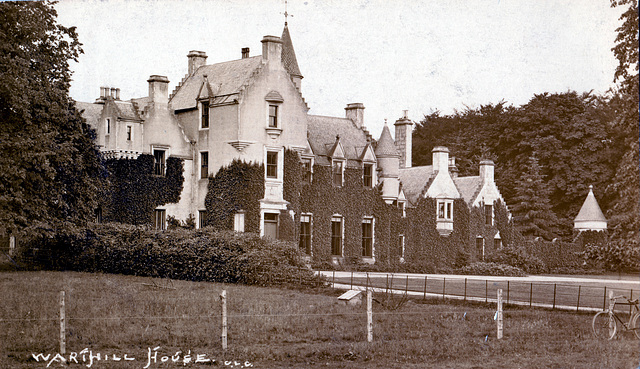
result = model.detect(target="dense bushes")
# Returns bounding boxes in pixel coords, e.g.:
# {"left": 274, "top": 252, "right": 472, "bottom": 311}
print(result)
{"left": 486, "top": 245, "right": 546, "bottom": 274}
{"left": 456, "top": 262, "right": 526, "bottom": 277}
{"left": 18, "top": 223, "right": 320, "bottom": 288}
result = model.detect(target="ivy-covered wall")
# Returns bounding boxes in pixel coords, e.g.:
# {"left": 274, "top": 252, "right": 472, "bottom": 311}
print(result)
{"left": 204, "top": 160, "right": 265, "bottom": 233}
{"left": 103, "top": 154, "right": 184, "bottom": 225}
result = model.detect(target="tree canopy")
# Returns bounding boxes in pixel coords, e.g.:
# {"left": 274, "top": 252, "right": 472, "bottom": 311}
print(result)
{"left": 0, "top": 1, "right": 106, "bottom": 237}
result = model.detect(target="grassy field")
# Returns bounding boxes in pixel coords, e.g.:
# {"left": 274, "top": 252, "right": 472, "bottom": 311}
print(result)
{"left": 0, "top": 271, "right": 638, "bottom": 369}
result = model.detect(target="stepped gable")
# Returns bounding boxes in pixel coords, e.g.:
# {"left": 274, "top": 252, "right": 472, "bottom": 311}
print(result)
{"left": 281, "top": 23, "right": 302, "bottom": 78}
{"left": 307, "top": 114, "right": 369, "bottom": 167}
{"left": 398, "top": 165, "right": 434, "bottom": 205}
{"left": 575, "top": 185, "right": 607, "bottom": 223}
{"left": 454, "top": 176, "right": 482, "bottom": 205}
{"left": 76, "top": 101, "right": 103, "bottom": 128}
{"left": 170, "top": 56, "right": 263, "bottom": 111}
{"left": 374, "top": 123, "right": 400, "bottom": 158}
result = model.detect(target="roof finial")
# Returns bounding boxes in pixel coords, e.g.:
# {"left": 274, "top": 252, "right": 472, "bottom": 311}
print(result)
{"left": 282, "top": 0, "right": 293, "bottom": 26}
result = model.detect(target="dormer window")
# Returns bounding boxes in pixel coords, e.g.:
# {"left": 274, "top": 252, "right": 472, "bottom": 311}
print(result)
{"left": 484, "top": 204, "right": 493, "bottom": 226}
{"left": 126, "top": 125, "right": 133, "bottom": 141}
{"left": 105, "top": 118, "right": 111, "bottom": 135}
{"left": 301, "top": 157, "right": 313, "bottom": 184}
{"left": 436, "top": 198, "right": 454, "bottom": 236}
{"left": 363, "top": 163, "right": 374, "bottom": 187}
{"left": 201, "top": 101, "right": 210, "bottom": 129}
{"left": 153, "top": 149, "right": 166, "bottom": 176}
{"left": 268, "top": 105, "right": 278, "bottom": 128}
{"left": 398, "top": 201, "right": 406, "bottom": 217}
{"left": 332, "top": 160, "right": 344, "bottom": 187}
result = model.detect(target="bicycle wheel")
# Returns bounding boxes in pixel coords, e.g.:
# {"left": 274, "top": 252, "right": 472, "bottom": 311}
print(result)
{"left": 631, "top": 313, "right": 640, "bottom": 339}
{"left": 592, "top": 311, "right": 616, "bottom": 340}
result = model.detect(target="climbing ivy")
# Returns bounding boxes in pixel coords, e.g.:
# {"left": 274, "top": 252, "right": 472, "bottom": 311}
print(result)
{"left": 204, "top": 159, "right": 264, "bottom": 233}
{"left": 102, "top": 154, "right": 184, "bottom": 225}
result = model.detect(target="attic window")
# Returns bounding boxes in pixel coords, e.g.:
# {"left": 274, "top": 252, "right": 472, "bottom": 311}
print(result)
{"left": 105, "top": 118, "right": 111, "bottom": 135}
{"left": 332, "top": 159, "right": 344, "bottom": 187}
{"left": 436, "top": 199, "right": 454, "bottom": 236}
{"left": 268, "top": 105, "right": 278, "bottom": 128}
{"left": 363, "top": 163, "right": 374, "bottom": 187}
{"left": 484, "top": 204, "right": 493, "bottom": 226}
{"left": 201, "top": 101, "right": 210, "bottom": 129}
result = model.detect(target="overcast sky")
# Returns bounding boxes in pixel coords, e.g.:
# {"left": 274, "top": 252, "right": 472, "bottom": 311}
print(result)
{"left": 56, "top": 0, "right": 624, "bottom": 139}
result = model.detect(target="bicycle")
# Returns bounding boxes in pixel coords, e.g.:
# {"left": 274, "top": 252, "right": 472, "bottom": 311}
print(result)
{"left": 592, "top": 295, "right": 640, "bottom": 340}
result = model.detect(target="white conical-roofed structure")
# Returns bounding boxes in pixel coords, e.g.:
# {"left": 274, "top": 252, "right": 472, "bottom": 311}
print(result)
{"left": 574, "top": 185, "right": 607, "bottom": 232}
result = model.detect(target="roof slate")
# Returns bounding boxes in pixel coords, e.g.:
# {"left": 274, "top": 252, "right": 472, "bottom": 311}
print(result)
{"left": 575, "top": 187, "right": 607, "bottom": 222}
{"left": 454, "top": 176, "right": 482, "bottom": 205}
{"left": 76, "top": 101, "right": 103, "bottom": 128}
{"left": 114, "top": 101, "right": 141, "bottom": 121}
{"left": 170, "top": 56, "right": 263, "bottom": 111}
{"left": 398, "top": 165, "right": 434, "bottom": 205}
{"left": 281, "top": 24, "right": 302, "bottom": 77}
{"left": 307, "top": 115, "right": 369, "bottom": 161}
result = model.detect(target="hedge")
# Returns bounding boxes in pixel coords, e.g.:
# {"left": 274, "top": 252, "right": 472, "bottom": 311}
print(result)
{"left": 18, "top": 223, "right": 320, "bottom": 288}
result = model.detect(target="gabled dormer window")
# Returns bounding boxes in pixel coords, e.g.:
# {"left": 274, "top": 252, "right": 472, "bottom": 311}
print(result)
{"left": 105, "top": 118, "right": 111, "bottom": 135}
{"left": 436, "top": 198, "right": 454, "bottom": 236}
{"left": 201, "top": 101, "right": 210, "bottom": 129}
{"left": 484, "top": 204, "right": 493, "bottom": 226}
{"left": 332, "top": 160, "right": 344, "bottom": 187}
{"left": 301, "top": 157, "right": 313, "bottom": 184}
{"left": 363, "top": 163, "right": 374, "bottom": 187}
{"left": 265, "top": 91, "right": 284, "bottom": 138}
{"left": 268, "top": 104, "right": 278, "bottom": 128}
{"left": 153, "top": 148, "right": 166, "bottom": 176}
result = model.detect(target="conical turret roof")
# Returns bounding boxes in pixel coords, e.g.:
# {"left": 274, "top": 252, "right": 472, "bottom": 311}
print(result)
{"left": 281, "top": 24, "right": 302, "bottom": 78}
{"left": 575, "top": 185, "right": 607, "bottom": 222}
{"left": 375, "top": 122, "right": 400, "bottom": 158}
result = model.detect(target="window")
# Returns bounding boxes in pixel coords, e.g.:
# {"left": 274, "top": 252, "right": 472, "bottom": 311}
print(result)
{"left": 399, "top": 234, "right": 405, "bottom": 262}
{"left": 437, "top": 200, "right": 453, "bottom": 220}
{"left": 268, "top": 105, "right": 278, "bottom": 128}
{"left": 263, "top": 213, "right": 278, "bottom": 239}
{"left": 332, "top": 160, "right": 344, "bottom": 187}
{"left": 266, "top": 151, "right": 278, "bottom": 179}
{"left": 126, "top": 125, "right": 132, "bottom": 141}
{"left": 494, "top": 234, "right": 502, "bottom": 249}
{"left": 362, "top": 217, "right": 373, "bottom": 257}
{"left": 398, "top": 201, "right": 406, "bottom": 218}
{"left": 95, "top": 207, "right": 103, "bottom": 223}
{"left": 105, "top": 118, "right": 111, "bottom": 135}
{"left": 302, "top": 158, "right": 313, "bottom": 184}
{"left": 154, "top": 209, "right": 166, "bottom": 230}
{"left": 363, "top": 163, "right": 373, "bottom": 187}
{"left": 200, "top": 152, "right": 209, "bottom": 179}
{"left": 331, "top": 215, "right": 343, "bottom": 256}
{"left": 299, "top": 214, "right": 312, "bottom": 255}
{"left": 234, "top": 211, "right": 245, "bottom": 232}
{"left": 476, "top": 236, "right": 485, "bottom": 261}
{"left": 199, "top": 210, "right": 207, "bottom": 229}
{"left": 484, "top": 204, "right": 493, "bottom": 226}
{"left": 153, "top": 149, "right": 166, "bottom": 176}
{"left": 201, "top": 101, "right": 209, "bottom": 129}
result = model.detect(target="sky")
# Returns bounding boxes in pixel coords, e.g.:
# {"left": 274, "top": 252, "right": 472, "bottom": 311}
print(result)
{"left": 55, "top": 0, "right": 624, "bottom": 139}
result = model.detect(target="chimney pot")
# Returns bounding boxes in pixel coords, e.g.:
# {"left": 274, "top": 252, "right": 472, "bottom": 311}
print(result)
{"left": 242, "top": 47, "right": 250, "bottom": 59}
{"left": 261, "top": 35, "right": 282, "bottom": 62}
{"left": 110, "top": 87, "right": 116, "bottom": 98}
{"left": 115, "top": 88, "right": 120, "bottom": 100}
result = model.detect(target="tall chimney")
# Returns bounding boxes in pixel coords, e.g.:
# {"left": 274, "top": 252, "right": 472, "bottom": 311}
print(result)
{"left": 148, "top": 75, "right": 170, "bottom": 104}
{"left": 479, "top": 160, "right": 495, "bottom": 184}
{"left": 115, "top": 88, "right": 120, "bottom": 100}
{"left": 432, "top": 146, "right": 449, "bottom": 173}
{"left": 187, "top": 51, "right": 207, "bottom": 76}
{"left": 394, "top": 110, "right": 413, "bottom": 169}
{"left": 261, "top": 35, "right": 283, "bottom": 68}
{"left": 241, "top": 47, "right": 250, "bottom": 59}
{"left": 345, "top": 103, "right": 365, "bottom": 129}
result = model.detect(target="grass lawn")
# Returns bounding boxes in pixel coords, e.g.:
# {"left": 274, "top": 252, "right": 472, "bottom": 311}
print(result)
{"left": 0, "top": 271, "right": 638, "bottom": 369}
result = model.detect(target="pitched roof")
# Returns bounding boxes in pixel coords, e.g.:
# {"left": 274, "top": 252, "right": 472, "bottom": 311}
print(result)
{"left": 76, "top": 101, "right": 103, "bottom": 128}
{"left": 170, "top": 56, "right": 263, "bottom": 111}
{"left": 375, "top": 123, "right": 400, "bottom": 157}
{"left": 114, "top": 100, "right": 142, "bottom": 121}
{"left": 575, "top": 186, "right": 607, "bottom": 222}
{"left": 398, "top": 165, "right": 434, "bottom": 205}
{"left": 454, "top": 176, "right": 482, "bottom": 205}
{"left": 281, "top": 24, "right": 302, "bottom": 78}
{"left": 307, "top": 115, "right": 370, "bottom": 162}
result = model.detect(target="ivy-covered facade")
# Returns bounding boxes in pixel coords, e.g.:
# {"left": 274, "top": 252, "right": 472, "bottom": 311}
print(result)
{"left": 78, "top": 22, "right": 509, "bottom": 268}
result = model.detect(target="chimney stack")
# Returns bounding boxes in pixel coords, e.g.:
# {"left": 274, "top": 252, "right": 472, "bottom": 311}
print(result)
{"left": 394, "top": 110, "right": 414, "bottom": 169}
{"left": 241, "top": 47, "right": 250, "bottom": 59}
{"left": 187, "top": 50, "right": 207, "bottom": 76}
{"left": 148, "top": 75, "right": 170, "bottom": 104}
{"left": 432, "top": 146, "right": 449, "bottom": 174}
{"left": 479, "top": 160, "right": 495, "bottom": 184}
{"left": 261, "top": 36, "right": 283, "bottom": 68}
{"left": 345, "top": 103, "right": 365, "bottom": 129}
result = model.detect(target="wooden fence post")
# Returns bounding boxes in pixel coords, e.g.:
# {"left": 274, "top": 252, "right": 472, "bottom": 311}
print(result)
{"left": 603, "top": 287, "right": 607, "bottom": 311}
{"left": 442, "top": 278, "right": 446, "bottom": 300}
{"left": 367, "top": 289, "right": 373, "bottom": 343}
{"left": 497, "top": 289, "right": 503, "bottom": 340}
{"left": 220, "top": 290, "right": 227, "bottom": 350}
{"left": 423, "top": 275, "right": 427, "bottom": 300}
{"left": 529, "top": 283, "right": 533, "bottom": 307}
{"left": 350, "top": 271, "right": 354, "bottom": 289}
{"left": 405, "top": 275, "right": 409, "bottom": 294}
{"left": 552, "top": 284, "right": 557, "bottom": 310}
{"left": 576, "top": 286, "right": 581, "bottom": 312}
{"left": 59, "top": 291, "right": 65, "bottom": 355}
{"left": 485, "top": 280, "right": 488, "bottom": 303}
{"left": 464, "top": 278, "right": 467, "bottom": 301}
{"left": 332, "top": 270, "right": 335, "bottom": 287}
{"left": 608, "top": 290, "right": 615, "bottom": 338}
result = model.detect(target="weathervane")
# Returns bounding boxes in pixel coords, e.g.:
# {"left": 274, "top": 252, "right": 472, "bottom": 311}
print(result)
{"left": 282, "top": 0, "right": 293, "bottom": 25}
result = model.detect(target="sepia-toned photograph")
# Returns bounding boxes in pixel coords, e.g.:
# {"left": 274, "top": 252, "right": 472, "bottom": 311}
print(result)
{"left": 1, "top": 0, "right": 638, "bottom": 368}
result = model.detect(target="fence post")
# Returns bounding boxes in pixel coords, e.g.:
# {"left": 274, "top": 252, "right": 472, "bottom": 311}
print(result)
{"left": 553, "top": 284, "right": 557, "bottom": 310}
{"left": 464, "top": 278, "right": 467, "bottom": 301}
{"left": 405, "top": 275, "right": 409, "bottom": 294}
{"left": 367, "top": 289, "right": 373, "bottom": 343}
{"left": 608, "top": 290, "right": 615, "bottom": 338}
{"left": 423, "top": 276, "right": 428, "bottom": 300}
{"left": 442, "top": 278, "right": 446, "bottom": 300}
{"left": 506, "top": 281, "right": 510, "bottom": 305}
{"left": 350, "top": 271, "right": 354, "bottom": 289}
{"left": 630, "top": 289, "right": 634, "bottom": 316}
{"left": 497, "top": 289, "right": 503, "bottom": 340}
{"left": 386, "top": 274, "right": 389, "bottom": 294}
{"left": 576, "top": 286, "right": 581, "bottom": 312}
{"left": 390, "top": 274, "right": 394, "bottom": 293}
{"left": 366, "top": 272, "right": 369, "bottom": 289}
{"left": 332, "top": 270, "right": 335, "bottom": 287}
{"left": 603, "top": 287, "right": 607, "bottom": 311}
{"left": 529, "top": 283, "right": 533, "bottom": 307}
{"left": 59, "top": 291, "right": 65, "bottom": 355}
{"left": 220, "top": 290, "right": 227, "bottom": 350}
{"left": 485, "top": 280, "right": 488, "bottom": 303}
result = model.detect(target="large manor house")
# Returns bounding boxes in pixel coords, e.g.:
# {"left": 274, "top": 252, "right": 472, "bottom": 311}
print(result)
{"left": 78, "top": 23, "right": 513, "bottom": 266}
